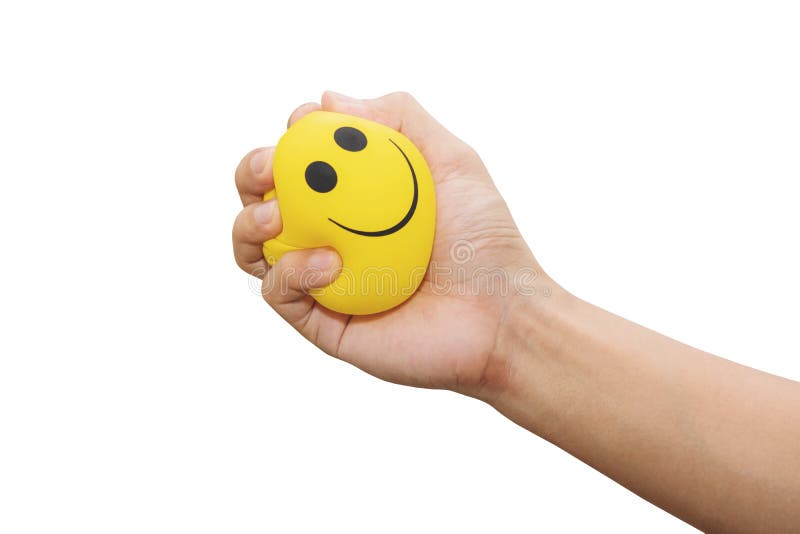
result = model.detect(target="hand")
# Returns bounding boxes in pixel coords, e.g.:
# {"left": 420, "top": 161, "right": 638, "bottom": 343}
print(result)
{"left": 233, "top": 91, "right": 544, "bottom": 400}
{"left": 235, "top": 92, "right": 800, "bottom": 531}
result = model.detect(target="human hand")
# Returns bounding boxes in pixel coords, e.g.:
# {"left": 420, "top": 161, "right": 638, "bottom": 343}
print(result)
{"left": 233, "top": 91, "right": 546, "bottom": 400}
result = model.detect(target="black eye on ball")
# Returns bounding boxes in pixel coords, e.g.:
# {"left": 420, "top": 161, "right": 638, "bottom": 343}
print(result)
{"left": 305, "top": 161, "right": 337, "bottom": 193}
{"left": 334, "top": 126, "right": 367, "bottom": 152}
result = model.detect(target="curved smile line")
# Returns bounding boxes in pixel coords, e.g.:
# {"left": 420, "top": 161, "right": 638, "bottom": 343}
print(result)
{"left": 328, "top": 138, "right": 418, "bottom": 237}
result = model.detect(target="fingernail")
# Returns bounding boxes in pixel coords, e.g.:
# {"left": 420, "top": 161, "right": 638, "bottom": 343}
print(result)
{"left": 250, "top": 148, "right": 268, "bottom": 176}
{"left": 254, "top": 200, "right": 276, "bottom": 225}
{"left": 308, "top": 249, "right": 336, "bottom": 271}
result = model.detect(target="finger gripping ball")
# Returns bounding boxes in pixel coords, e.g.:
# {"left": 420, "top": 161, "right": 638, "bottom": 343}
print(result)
{"left": 262, "top": 111, "right": 436, "bottom": 315}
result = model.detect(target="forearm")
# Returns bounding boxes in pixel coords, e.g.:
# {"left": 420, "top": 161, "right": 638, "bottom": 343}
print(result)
{"left": 492, "top": 285, "right": 800, "bottom": 532}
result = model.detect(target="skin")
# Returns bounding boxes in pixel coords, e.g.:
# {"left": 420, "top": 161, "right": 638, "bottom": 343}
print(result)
{"left": 233, "top": 91, "right": 800, "bottom": 532}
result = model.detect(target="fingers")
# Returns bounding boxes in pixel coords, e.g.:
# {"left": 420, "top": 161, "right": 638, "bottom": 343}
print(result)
{"left": 235, "top": 102, "right": 322, "bottom": 207}
{"left": 237, "top": 92, "right": 482, "bottom": 207}
{"left": 320, "top": 91, "right": 485, "bottom": 177}
{"left": 287, "top": 101, "right": 321, "bottom": 128}
{"left": 232, "top": 199, "right": 282, "bottom": 277}
{"left": 261, "top": 247, "right": 342, "bottom": 326}
{"left": 234, "top": 102, "right": 326, "bottom": 276}
{"left": 235, "top": 146, "right": 275, "bottom": 206}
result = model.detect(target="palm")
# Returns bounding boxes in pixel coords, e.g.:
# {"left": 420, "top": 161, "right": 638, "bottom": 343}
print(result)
{"left": 292, "top": 165, "right": 532, "bottom": 395}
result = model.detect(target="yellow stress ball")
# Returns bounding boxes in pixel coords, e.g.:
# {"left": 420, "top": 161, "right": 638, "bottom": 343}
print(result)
{"left": 262, "top": 111, "right": 436, "bottom": 315}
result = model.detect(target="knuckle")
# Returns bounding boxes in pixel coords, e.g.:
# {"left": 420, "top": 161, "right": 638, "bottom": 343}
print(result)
{"left": 260, "top": 275, "right": 275, "bottom": 302}
{"left": 232, "top": 210, "right": 248, "bottom": 238}
{"left": 233, "top": 253, "right": 248, "bottom": 273}
{"left": 461, "top": 142, "right": 481, "bottom": 163}
{"left": 246, "top": 263, "right": 267, "bottom": 280}
{"left": 385, "top": 91, "right": 416, "bottom": 108}
{"left": 453, "top": 140, "right": 483, "bottom": 167}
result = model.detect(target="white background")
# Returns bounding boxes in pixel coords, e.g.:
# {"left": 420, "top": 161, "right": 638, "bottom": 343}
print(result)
{"left": 1, "top": 1, "right": 798, "bottom": 532}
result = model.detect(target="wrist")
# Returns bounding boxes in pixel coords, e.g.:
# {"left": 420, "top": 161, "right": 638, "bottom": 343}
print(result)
{"left": 484, "top": 277, "right": 578, "bottom": 429}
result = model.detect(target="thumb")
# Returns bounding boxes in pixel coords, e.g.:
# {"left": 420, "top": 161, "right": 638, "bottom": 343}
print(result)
{"left": 261, "top": 247, "right": 342, "bottom": 326}
{"left": 321, "top": 91, "right": 483, "bottom": 177}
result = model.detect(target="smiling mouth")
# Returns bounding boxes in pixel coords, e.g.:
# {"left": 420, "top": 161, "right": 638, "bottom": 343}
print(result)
{"left": 328, "top": 138, "right": 418, "bottom": 237}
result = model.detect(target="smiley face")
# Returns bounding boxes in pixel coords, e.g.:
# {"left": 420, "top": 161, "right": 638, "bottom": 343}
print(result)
{"left": 262, "top": 111, "right": 436, "bottom": 315}
{"left": 304, "top": 129, "right": 418, "bottom": 237}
